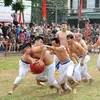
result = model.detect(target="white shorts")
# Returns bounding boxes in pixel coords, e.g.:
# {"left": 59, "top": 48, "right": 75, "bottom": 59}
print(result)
{"left": 14, "top": 59, "right": 30, "bottom": 84}
{"left": 58, "top": 60, "right": 74, "bottom": 84}
{"left": 97, "top": 54, "right": 100, "bottom": 69}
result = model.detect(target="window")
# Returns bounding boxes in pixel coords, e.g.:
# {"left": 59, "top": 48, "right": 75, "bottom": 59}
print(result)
{"left": 70, "top": 0, "right": 73, "bottom": 8}
{"left": 95, "top": 0, "right": 99, "bottom": 8}
{"left": 82, "top": 0, "right": 87, "bottom": 8}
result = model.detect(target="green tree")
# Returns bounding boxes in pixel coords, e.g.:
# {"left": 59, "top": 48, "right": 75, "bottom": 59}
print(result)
{"left": 4, "top": 0, "right": 25, "bottom": 24}
{"left": 29, "top": 0, "right": 42, "bottom": 24}
{"left": 47, "top": 0, "right": 68, "bottom": 24}
{"left": 12, "top": 1, "right": 24, "bottom": 13}
{"left": 4, "top": 0, "right": 12, "bottom": 6}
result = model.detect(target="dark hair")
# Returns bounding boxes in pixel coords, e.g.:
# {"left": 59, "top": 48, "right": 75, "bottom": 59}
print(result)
{"left": 19, "top": 43, "right": 31, "bottom": 51}
{"left": 34, "top": 36, "right": 44, "bottom": 42}
{"left": 51, "top": 37, "right": 60, "bottom": 44}
{"left": 60, "top": 21, "right": 67, "bottom": 25}
{"left": 66, "top": 34, "right": 74, "bottom": 39}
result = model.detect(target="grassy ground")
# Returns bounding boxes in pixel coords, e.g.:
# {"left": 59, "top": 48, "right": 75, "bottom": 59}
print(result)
{"left": 0, "top": 53, "right": 100, "bottom": 100}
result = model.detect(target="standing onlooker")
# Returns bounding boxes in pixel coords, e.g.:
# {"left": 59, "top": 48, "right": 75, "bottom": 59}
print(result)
{"left": 0, "top": 24, "right": 3, "bottom": 36}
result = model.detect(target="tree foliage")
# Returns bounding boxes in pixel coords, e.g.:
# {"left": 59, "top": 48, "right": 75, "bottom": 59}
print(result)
{"left": 4, "top": 0, "right": 12, "bottom": 6}
{"left": 4, "top": 0, "right": 24, "bottom": 12}
{"left": 47, "top": 0, "right": 68, "bottom": 24}
{"left": 12, "top": 1, "right": 24, "bottom": 12}
{"left": 31, "top": 0, "right": 42, "bottom": 24}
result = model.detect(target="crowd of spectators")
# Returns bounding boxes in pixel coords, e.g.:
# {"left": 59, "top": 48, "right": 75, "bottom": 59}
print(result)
{"left": 0, "top": 22, "right": 100, "bottom": 54}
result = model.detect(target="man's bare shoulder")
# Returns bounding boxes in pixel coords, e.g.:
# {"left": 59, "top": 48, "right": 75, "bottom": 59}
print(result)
{"left": 60, "top": 45, "right": 66, "bottom": 48}
{"left": 67, "top": 31, "right": 73, "bottom": 34}
{"left": 97, "top": 36, "right": 100, "bottom": 41}
{"left": 31, "top": 45, "right": 42, "bottom": 52}
{"left": 80, "top": 39, "right": 86, "bottom": 44}
{"left": 74, "top": 41, "right": 81, "bottom": 47}
{"left": 56, "top": 31, "right": 62, "bottom": 34}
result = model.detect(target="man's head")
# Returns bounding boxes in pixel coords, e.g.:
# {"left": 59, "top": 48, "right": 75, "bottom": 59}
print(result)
{"left": 61, "top": 22, "right": 68, "bottom": 32}
{"left": 74, "top": 33, "right": 82, "bottom": 42}
{"left": 20, "top": 43, "right": 31, "bottom": 51}
{"left": 66, "top": 34, "right": 74, "bottom": 45}
{"left": 34, "top": 36, "right": 44, "bottom": 46}
{"left": 51, "top": 37, "right": 60, "bottom": 47}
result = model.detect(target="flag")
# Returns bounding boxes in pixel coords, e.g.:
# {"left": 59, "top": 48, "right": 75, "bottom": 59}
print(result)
{"left": 85, "top": 22, "right": 89, "bottom": 41}
{"left": 42, "top": 0, "right": 47, "bottom": 21}
{"left": 78, "top": 0, "right": 83, "bottom": 19}
{"left": 18, "top": 11, "right": 22, "bottom": 23}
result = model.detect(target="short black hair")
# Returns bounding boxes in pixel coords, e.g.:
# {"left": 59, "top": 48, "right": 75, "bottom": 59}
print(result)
{"left": 66, "top": 34, "right": 74, "bottom": 39}
{"left": 34, "top": 36, "right": 44, "bottom": 42}
{"left": 51, "top": 37, "right": 60, "bottom": 44}
{"left": 60, "top": 21, "right": 68, "bottom": 25}
{"left": 20, "top": 43, "right": 31, "bottom": 51}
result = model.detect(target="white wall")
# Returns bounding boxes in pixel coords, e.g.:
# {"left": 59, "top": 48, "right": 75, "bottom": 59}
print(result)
{"left": 87, "top": 0, "right": 95, "bottom": 8}
{"left": 72, "top": 0, "right": 78, "bottom": 9}
{"left": 0, "top": 0, "right": 31, "bottom": 23}
{"left": 0, "top": 2, "right": 14, "bottom": 22}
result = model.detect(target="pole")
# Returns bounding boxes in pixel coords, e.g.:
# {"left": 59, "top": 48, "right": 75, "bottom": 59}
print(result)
{"left": 31, "top": 0, "right": 34, "bottom": 23}
{"left": 78, "top": 0, "right": 80, "bottom": 33}
{"left": 20, "top": 0, "right": 25, "bottom": 24}
{"left": 55, "top": 0, "right": 57, "bottom": 24}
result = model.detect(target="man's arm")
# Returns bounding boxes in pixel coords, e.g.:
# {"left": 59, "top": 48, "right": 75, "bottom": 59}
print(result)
{"left": 32, "top": 45, "right": 45, "bottom": 53}
{"left": 80, "top": 40, "right": 88, "bottom": 50}
{"left": 34, "top": 46, "right": 47, "bottom": 67}
{"left": 27, "top": 55, "right": 37, "bottom": 64}
{"left": 45, "top": 45, "right": 64, "bottom": 52}
{"left": 71, "top": 53, "right": 79, "bottom": 63}
{"left": 39, "top": 46, "right": 47, "bottom": 61}
{"left": 88, "top": 37, "right": 100, "bottom": 49}
{"left": 32, "top": 45, "right": 46, "bottom": 61}
{"left": 76, "top": 43, "right": 86, "bottom": 66}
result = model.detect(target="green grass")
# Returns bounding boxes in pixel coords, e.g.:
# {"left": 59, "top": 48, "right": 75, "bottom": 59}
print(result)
{"left": 0, "top": 54, "right": 100, "bottom": 100}
{"left": 0, "top": 56, "right": 20, "bottom": 69}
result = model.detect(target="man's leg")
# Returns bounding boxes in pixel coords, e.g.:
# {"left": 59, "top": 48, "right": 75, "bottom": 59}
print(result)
{"left": 8, "top": 61, "right": 30, "bottom": 95}
{"left": 35, "top": 72, "right": 47, "bottom": 86}
{"left": 46, "top": 63, "right": 60, "bottom": 94}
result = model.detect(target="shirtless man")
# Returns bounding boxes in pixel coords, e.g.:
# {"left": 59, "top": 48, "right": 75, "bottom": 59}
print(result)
{"left": 74, "top": 33, "right": 93, "bottom": 83}
{"left": 55, "top": 22, "right": 72, "bottom": 69}
{"left": 56, "top": 22, "right": 72, "bottom": 48}
{"left": 66, "top": 34, "right": 93, "bottom": 85}
{"left": 31, "top": 36, "right": 60, "bottom": 93}
{"left": 74, "top": 33, "right": 88, "bottom": 50}
{"left": 88, "top": 36, "right": 100, "bottom": 71}
{"left": 45, "top": 38, "right": 77, "bottom": 93}
{"left": 8, "top": 36, "right": 60, "bottom": 95}
{"left": 8, "top": 43, "right": 38, "bottom": 95}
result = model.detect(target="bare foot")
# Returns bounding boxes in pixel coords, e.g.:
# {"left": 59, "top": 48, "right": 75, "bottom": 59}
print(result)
{"left": 56, "top": 88, "right": 62, "bottom": 95}
{"left": 67, "top": 76, "right": 79, "bottom": 88}
{"left": 88, "top": 78, "right": 94, "bottom": 85}
{"left": 82, "top": 79, "right": 88, "bottom": 83}
{"left": 72, "top": 89, "right": 77, "bottom": 94}
{"left": 50, "top": 86, "right": 55, "bottom": 89}
{"left": 8, "top": 91, "right": 13, "bottom": 95}
{"left": 68, "top": 76, "right": 75, "bottom": 85}
{"left": 37, "top": 82, "right": 46, "bottom": 86}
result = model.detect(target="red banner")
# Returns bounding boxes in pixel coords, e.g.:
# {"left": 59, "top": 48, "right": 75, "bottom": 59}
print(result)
{"left": 42, "top": 0, "right": 47, "bottom": 21}
{"left": 18, "top": 11, "right": 22, "bottom": 23}
{"left": 78, "top": 0, "right": 83, "bottom": 19}
{"left": 85, "top": 22, "right": 89, "bottom": 41}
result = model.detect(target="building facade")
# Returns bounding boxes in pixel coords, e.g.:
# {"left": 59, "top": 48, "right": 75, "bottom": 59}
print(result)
{"left": 0, "top": 0, "right": 31, "bottom": 23}
{"left": 67, "top": 0, "right": 100, "bottom": 26}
